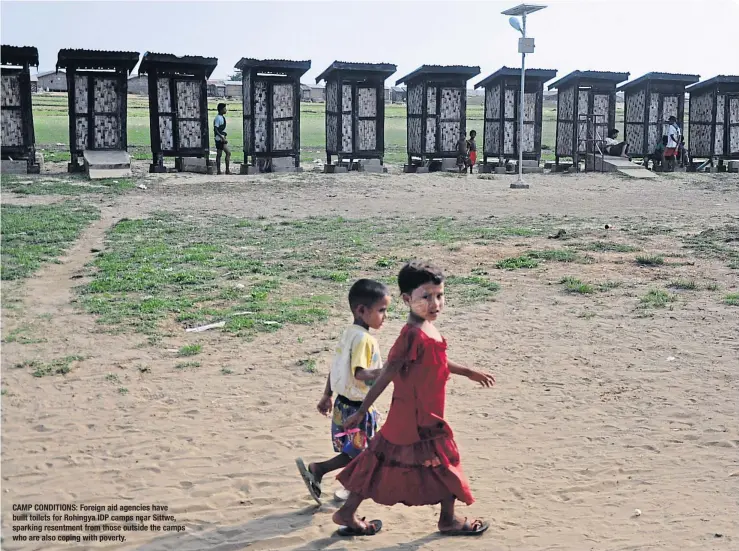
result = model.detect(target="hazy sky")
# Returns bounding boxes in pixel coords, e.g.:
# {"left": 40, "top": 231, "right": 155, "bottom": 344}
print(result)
{"left": 2, "top": 0, "right": 738, "bottom": 87}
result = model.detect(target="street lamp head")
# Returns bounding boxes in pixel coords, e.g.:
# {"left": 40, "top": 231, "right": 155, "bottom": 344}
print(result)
{"left": 508, "top": 16, "right": 523, "bottom": 34}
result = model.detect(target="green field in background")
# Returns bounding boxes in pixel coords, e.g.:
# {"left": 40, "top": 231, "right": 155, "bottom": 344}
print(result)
{"left": 31, "top": 94, "right": 627, "bottom": 164}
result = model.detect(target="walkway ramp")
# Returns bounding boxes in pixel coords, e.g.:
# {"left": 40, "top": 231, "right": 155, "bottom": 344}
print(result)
{"left": 587, "top": 154, "right": 659, "bottom": 179}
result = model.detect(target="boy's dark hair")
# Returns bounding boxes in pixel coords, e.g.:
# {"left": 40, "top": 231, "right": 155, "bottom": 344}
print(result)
{"left": 398, "top": 261, "right": 444, "bottom": 294}
{"left": 217, "top": 103, "right": 227, "bottom": 113}
{"left": 608, "top": 128, "right": 619, "bottom": 139}
{"left": 348, "top": 279, "right": 389, "bottom": 312}
{"left": 662, "top": 135, "right": 669, "bottom": 145}
{"left": 470, "top": 130, "right": 476, "bottom": 137}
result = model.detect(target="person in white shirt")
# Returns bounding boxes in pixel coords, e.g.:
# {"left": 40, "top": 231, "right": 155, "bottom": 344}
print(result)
{"left": 664, "top": 116, "right": 681, "bottom": 172}
{"left": 213, "top": 103, "right": 231, "bottom": 175}
{"left": 603, "top": 128, "right": 629, "bottom": 158}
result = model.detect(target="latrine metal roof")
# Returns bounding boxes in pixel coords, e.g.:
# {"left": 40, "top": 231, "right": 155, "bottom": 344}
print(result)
{"left": 547, "top": 70, "right": 629, "bottom": 90}
{"left": 1, "top": 45, "right": 39, "bottom": 67}
{"left": 56, "top": 49, "right": 139, "bottom": 73}
{"left": 395, "top": 65, "right": 481, "bottom": 86}
{"left": 235, "top": 58, "right": 311, "bottom": 76}
{"left": 474, "top": 66, "right": 557, "bottom": 89}
{"left": 315, "top": 61, "right": 397, "bottom": 84}
{"left": 617, "top": 72, "right": 700, "bottom": 92}
{"left": 685, "top": 75, "right": 739, "bottom": 94}
{"left": 138, "top": 52, "right": 218, "bottom": 78}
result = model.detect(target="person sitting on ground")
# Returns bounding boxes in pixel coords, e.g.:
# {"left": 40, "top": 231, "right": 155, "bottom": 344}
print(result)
{"left": 645, "top": 135, "right": 667, "bottom": 171}
{"left": 603, "top": 128, "right": 629, "bottom": 158}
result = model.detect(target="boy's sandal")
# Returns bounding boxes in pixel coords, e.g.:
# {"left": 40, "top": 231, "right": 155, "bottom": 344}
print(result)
{"left": 295, "top": 457, "right": 322, "bottom": 505}
{"left": 440, "top": 517, "right": 489, "bottom": 536}
{"left": 336, "top": 518, "right": 383, "bottom": 536}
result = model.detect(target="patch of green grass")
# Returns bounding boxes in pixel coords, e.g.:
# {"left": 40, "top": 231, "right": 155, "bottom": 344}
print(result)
{"left": 2, "top": 325, "right": 47, "bottom": 345}
{"left": 584, "top": 241, "right": 640, "bottom": 253}
{"left": 577, "top": 311, "right": 596, "bottom": 319}
{"left": 177, "top": 344, "right": 202, "bottom": 357}
{"left": 596, "top": 281, "right": 622, "bottom": 292}
{"left": 668, "top": 280, "right": 698, "bottom": 291}
{"left": 221, "top": 367, "right": 234, "bottom": 375}
{"left": 298, "top": 358, "right": 318, "bottom": 373}
{"left": 16, "top": 355, "right": 84, "bottom": 378}
{"left": 705, "top": 282, "right": 720, "bottom": 291}
{"left": 1, "top": 388, "right": 7, "bottom": 396}
{"left": 495, "top": 256, "right": 540, "bottom": 270}
{"left": 526, "top": 249, "right": 579, "bottom": 262}
{"left": 682, "top": 226, "right": 739, "bottom": 270}
{"left": 495, "top": 248, "right": 581, "bottom": 270}
{"left": 1, "top": 202, "right": 99, "bottom": 280}
{"left": 639, "top": 289, "right": 676, "bottom": 309}
{"left": 724, "top": 293, "right": 739, "bottom": 306}
{"left": 1, "top": 175, "right": 137, "bottom": 196}
{"left": 105, "top": 373, "right": 120, "bottom": 383}
{"left": 477, "top": 226, "right": 538, "bottom": 239}
{"left": 76, "top": 213, "right": 569, "bottom": 336}
{"left": 559, "top": 277, "right": 594, "bottom": 294}
{"left": 118, "top": 387, "right": 129, "bottom": 395}
{"left": 446, "top": 275, "right": 501, "bottom": 303}
{"left": 375, "top": 257, "right": 396, "bottom": 268}
{"left": 310, "top": 269, "right": 350, "bottom": 282}
{"left": 635, "top": 255, "right": 665, "bottom": 266}
{"left": 175, "top": 361, "right": 201, "bottom": 369}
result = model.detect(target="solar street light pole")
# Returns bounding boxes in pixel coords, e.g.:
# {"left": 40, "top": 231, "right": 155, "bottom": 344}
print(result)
{"left": 503, "top": 4, "right": 547, "bottom": 189}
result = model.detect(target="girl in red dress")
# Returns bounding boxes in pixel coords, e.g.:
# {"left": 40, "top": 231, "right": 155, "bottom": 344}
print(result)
{"left": 333, "top": 261, "right": 496, "bottom": 537}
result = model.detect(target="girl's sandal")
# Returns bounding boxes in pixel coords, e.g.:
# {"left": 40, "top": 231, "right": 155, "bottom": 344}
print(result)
{"left": 440, "top": 517, "right": 489, "bottom": 536}
{"left": 337, "top": 518, "right": 383, "bottom": 536}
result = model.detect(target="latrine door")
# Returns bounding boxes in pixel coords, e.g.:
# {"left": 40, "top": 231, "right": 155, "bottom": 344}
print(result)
{"left": 173, "top": 78, "right": 205, "bottom": 155}
{"left": 726, "top": 94, "right": 739, "bottom": 156}
{"left": 576, "top": 89, "right": 610, "bottom": 154}
{"left": 439, "top": 87, "right": 463, "bottom": 154}
{"left": 73, "top": 73, "right": 124, "bottom": 152}
{"left": 355, "top": 85, "right": 378, "bottom": 154}
{"left": 251, "top": 79, "right": 297, "bottom": 156}
{"left": 423, "top": 85, "right": 438, "bottom": 154}
{"left": 270, "top": 80, "right": 296, "bottom": 155}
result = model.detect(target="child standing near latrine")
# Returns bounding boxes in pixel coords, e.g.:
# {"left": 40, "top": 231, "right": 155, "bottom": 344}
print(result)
{"left": 466, "top": 130, "right": 477, "bottom": 173}
{"left": 332, "top": 261, "right": 495, "bottom": 537}
{"left": 295, "top": 279, "right": 390, "bottom": 504}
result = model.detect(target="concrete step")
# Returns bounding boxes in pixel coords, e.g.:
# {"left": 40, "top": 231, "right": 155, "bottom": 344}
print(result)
{"left": 83, "top": 150, "right": 132, "bottom": 180}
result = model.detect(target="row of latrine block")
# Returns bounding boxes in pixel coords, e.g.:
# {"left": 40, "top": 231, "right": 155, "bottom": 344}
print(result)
{"left": 3, "top": 46, "right": 739, "bottom": 173}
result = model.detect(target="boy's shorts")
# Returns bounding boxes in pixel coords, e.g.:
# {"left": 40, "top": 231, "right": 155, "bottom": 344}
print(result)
{"left": 331, "top": 394, "right": 378, "bottom": 458}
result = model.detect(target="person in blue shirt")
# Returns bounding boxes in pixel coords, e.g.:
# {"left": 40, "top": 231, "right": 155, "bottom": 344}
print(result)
{"left": 213, "top": 103, "right": 231, "bottom": 175}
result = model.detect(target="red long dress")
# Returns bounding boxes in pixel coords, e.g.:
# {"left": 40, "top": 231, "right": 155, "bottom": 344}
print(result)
{"left": 337, "top": 324, "right": 474, "bottom": 506}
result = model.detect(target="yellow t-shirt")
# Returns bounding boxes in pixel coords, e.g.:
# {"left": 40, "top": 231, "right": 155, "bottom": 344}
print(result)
{"left": 329, "top": 325, "right": 383, "bottom": 402}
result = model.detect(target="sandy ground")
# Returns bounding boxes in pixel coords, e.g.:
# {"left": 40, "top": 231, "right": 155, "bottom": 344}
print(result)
{"left": 2, "top": 163, "right": 738, "bottom": 550}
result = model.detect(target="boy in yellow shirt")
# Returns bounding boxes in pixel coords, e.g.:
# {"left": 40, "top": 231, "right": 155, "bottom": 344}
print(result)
{"left": 296, "top": 279, "right": 390, "bottom": 504}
